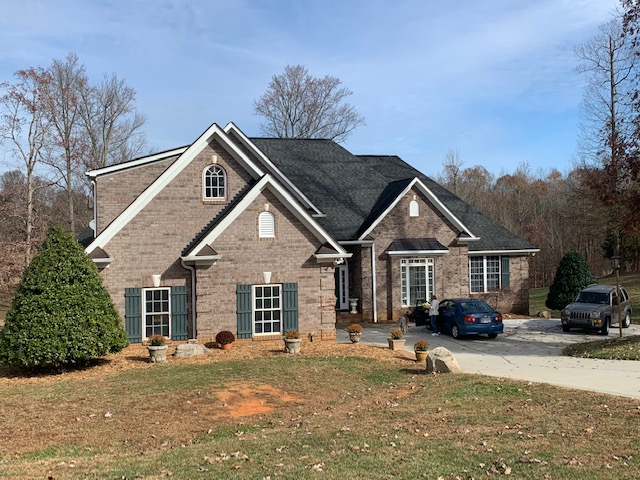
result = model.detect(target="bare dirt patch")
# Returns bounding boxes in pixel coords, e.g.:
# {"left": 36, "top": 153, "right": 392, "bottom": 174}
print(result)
{"left": 209, "top": 383, "right": 303, "bottom": 419}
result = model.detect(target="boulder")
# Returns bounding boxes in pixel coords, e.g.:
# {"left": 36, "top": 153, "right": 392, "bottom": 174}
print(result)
{"left": 537, "top": 310, "right": 552, "bottom": 319}
{"left": 427, "top": 347, "right": 461, "bottom": 374}
{"left": 174, "top": 343, "right": 212, "bottom": 358}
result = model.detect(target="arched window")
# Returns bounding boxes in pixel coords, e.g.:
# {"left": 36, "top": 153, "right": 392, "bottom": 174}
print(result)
{"left": 409, "top": 200, "right": 419, "bottom": 217}
{"left": 203, "top": 165, "right": 226, "bottom": 199}
{"left": 259, "top": 211, "right": 275, "bottom": 238}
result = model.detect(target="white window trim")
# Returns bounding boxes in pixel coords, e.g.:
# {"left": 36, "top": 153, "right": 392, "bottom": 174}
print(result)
{"left": 252, "top": 284, "right": 282, "bottom": 336}
{"left": 469, "top": 255, "right": 501, "bottom": 293}
{"left": 202, "top": 164, "right": 227, "bottom": 200}
{"left": 409, "top": 200, "right": 419, "bottom": 217}
{"left": 400, "top": 258, "right": 434, "bottom": 307}
{"left": 142, "top": 287, "right": 171, "bottom": 340}
{"left": 259, "top": 211, "right": 275, "bottom": 238}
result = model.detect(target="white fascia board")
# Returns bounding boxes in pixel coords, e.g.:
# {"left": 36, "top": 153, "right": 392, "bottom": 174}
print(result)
{"left": 314, "top": 253, "right": 353, "bottom": 262}
{"left": 180, "top": 255, "right": 222, "bottom": 264}
{"left": 339, "top": 240, "right": 375, "bottom": 245}
{"left": 186, "top": 174, "right": 347, "bottom": 257}
{"left": 86, "top": 147, "right": 188, "bottom": 178}
{"left": 86, "top": 123, "right": 264, "bottom": 254}
{"left": 470, "top": 249, "right": 540, "bottom": 256}
{"left": 358, "top": 178, "right": 478, "bottom": 241}
{"left": 388, "top": 250, "right": 449, "bottom": 256}
{"left": 223, "top": 122, "right": 324, "bottom": 216}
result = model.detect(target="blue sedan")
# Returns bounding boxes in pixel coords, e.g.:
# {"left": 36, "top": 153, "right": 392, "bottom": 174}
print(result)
{"left": 436, "top": 298, "right": 504, "bottom": 339}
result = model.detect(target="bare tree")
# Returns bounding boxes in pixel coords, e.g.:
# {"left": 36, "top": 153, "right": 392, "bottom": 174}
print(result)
{"left": 254, "top": 64, "right": 365, "bottom": 143}
{"left": 45, "top": 53, "right": 89, "bottom": 233}
{"left": 0, "top": 68, "right": 54, "bottom": 265}
{"left": 576, "top": 17, "right": 637, "bottom": 263}
{"left": 79, "top": 73, "right": 147, "bottom": 170}
{"left": 438, "top": 148, "right": 464, "bottom": 194}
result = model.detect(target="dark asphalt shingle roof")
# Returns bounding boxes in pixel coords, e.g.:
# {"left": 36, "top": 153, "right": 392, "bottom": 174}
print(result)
{"left": 387, "top": 238, "right": 449, "bottom": 253}
{"left": 250, "top": 138, "right": 535, "bottom": 252}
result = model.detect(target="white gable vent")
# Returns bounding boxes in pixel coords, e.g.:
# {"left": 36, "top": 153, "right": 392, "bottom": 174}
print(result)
{"left": 259, "top": 211, "right": 275, "bottom": 238}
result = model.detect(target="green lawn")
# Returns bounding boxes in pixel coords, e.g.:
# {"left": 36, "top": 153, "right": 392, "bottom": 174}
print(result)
{"left": 0, "top": 354, "right": 639, "bottom": 479}
{"left": 529, "top": 272, "right": 640, "bottom": 320}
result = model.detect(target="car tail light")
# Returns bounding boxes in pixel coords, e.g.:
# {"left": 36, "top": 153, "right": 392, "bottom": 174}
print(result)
{"left": 463, "top": 315, "right": 476, "bottom": 323}
{"left": 495, "top": 315, "right": 503, "bottom": 323}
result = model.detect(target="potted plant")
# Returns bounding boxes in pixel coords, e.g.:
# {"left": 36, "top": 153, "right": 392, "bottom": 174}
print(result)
{"left": 414, "top": 339, "right": 430, "bottom": 363}
{"left": 215, "top": 330, "right": 236, "bottom": 350}
{"left": 147, "top": 334, "right": 168, "bottom": 364}
{"left": 388, "top": 328, "right": 405, "bottom": 351}
{"left": 283, "top": 330, "right": 302, "bottom": 354}
{"left": 345, "top": 323, "right": 363, "bottom": 343}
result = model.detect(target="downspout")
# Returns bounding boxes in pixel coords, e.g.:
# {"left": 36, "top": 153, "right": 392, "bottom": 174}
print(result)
{"left": 180, "top": 259, "right": 197, "bottom": 339}
{"left": 371, "top": 243, "right": 378, "bottom": 323}
{"left": 91, "top": 180, "right": 97, "bottom": 236}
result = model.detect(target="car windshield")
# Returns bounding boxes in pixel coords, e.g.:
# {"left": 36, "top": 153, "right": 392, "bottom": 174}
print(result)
{"left": 459, "top": 301, "right": 494, "bottom": 314}
{"left": 575, "top": 292, "right": 608, "bottom": 304}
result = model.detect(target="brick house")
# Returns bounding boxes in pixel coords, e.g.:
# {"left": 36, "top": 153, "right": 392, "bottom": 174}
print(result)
{"left": 84, "top": 122, "right": 538, "bottom": 343}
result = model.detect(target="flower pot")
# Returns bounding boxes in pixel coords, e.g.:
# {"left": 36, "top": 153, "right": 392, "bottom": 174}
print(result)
{"left": 148, "top": 345, "right": 168, "bottom": 364}
{"left": 219, "top": 343, "right": 232, "bottom": 350}
{"left": 284, "top": 338, "right": 302, "bottom": 354}
{"left": 415, "top": 350, "right": 428, "bottom": 363}
{"left": 388, "top": 338, "right": 406, "bottom": 351}
{"left": 349, "top": 332, "right": 362, "bottom": 343}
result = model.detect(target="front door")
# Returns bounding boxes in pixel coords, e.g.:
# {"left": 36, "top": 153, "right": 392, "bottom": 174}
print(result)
{"left": 335, "top": 263, "right": 349, "bottom": 310}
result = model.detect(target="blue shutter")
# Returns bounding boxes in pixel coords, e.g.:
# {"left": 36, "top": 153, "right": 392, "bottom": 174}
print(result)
{"left": 501, "top": 257, "right": 510, "bottom": 289}
{"left": 236, "top": 284, "right": 253, "bottom": 339}
{"left": 124, "top": 288, "right": 142, "bottom": 343}
{"left": 283, "top": 282, "right": 299, "bottom": 332}
{"left": 171, "top": 285, "right": 189, "bottom": 340}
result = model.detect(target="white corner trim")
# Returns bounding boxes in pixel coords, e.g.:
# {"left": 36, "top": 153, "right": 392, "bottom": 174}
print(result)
{"left": 86, "top": 146, "right": 188, "bottom": 178}
{"left": 86, "top": 123, "right": 265, "bottom": 254}
{"left": 223, "top": 122, "right": 324, "bottom": 216}
{"left": 357, "top": 178, "right": 478, "bottom": 241}
{"left": 186, "top": 174, "right": 347, "bottom": 257}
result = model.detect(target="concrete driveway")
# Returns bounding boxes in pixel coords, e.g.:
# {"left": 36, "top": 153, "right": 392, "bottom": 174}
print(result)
{"left": 336, "top": 319, "right": 640, "bottom": 400}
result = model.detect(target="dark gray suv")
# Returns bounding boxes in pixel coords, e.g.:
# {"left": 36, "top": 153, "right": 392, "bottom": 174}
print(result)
{"left": 561, "top": 284, "right": 632, "bottom": 335}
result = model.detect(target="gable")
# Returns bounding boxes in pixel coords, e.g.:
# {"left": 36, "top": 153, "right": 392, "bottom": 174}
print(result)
{"left": 86, "top": 123, "right": 265, "bottom": 255}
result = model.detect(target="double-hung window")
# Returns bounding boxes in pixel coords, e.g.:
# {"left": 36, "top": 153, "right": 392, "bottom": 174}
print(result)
{"left": 253, "top": 285, "right": 282, "bottom": 335}
{"left": 401, "top": 258, "right": 434, "bottom": 307}
{"left": 143, "top": 287, "right": 170, "bottom": 338}
{"left": 469, "top": 256, "right": 508, "bottom": 293}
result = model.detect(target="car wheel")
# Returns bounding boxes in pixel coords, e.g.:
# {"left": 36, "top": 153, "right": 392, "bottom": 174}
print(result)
{"left": 600, "top": 318, "right": 610, "bottom": 336}
{"left": 451, "top": 324, "right": 460, "bottom": 339}
{"left": 622, "top": 311, "right": 631, "bottom": 329}
{"left": 487, "top": 333, "right": 498, "bottom": 339}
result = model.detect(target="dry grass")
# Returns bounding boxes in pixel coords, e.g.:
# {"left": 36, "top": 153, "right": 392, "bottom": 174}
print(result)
{"left": 0, "top": 340, "right": 639, "bottom": 479}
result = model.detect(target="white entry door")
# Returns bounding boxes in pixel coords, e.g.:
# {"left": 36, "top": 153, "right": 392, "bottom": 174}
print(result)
{"left": 335, "top": 263, "right": 349, "bottom": 310}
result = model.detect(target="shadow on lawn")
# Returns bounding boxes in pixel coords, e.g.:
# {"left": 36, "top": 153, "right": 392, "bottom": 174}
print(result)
{"left": 0, "top": 358, "right": 113, "bottom": 379}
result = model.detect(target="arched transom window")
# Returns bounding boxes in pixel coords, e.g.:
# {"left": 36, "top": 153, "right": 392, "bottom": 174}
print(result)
{"left": 203, "top": 165, "right": 226, "bottom": 199}
{"left": 259, "top": 211, "right": 275, "bottom": 238}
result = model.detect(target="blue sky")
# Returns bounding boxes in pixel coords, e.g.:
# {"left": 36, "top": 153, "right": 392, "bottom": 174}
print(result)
{"left": 0, "top": 0, "right": 619, "bottom": 177}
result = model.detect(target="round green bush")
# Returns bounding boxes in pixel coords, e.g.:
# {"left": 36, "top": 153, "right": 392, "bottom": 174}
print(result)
{"left": 545, "top": 251, "right": 596, "bottom": 311}
{"left": 0, "top": 226, "right": 128, "bottom": 368}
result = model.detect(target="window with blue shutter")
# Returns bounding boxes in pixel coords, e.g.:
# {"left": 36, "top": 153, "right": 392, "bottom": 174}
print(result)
{"left": 124, "top": 288, "right": 142, "bottom": 343}
{"left": 501, "top": 257, "right": 510, "bottom": 289}
{"left": 171, "top": 285, "right": 189, "bottom": 340}
{"left": 283, "top": 283, "right": 299, "bottom": 332}
{"left": 236, "top": 284, "right": 253, "bottom": 339}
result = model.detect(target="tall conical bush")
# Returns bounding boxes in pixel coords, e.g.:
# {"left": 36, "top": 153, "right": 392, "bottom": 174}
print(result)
{"left": 545, "top": 251, "right": 596, "bottom": 311}
{"left": 0, "top": 226, "right": 128, "bottom": 368}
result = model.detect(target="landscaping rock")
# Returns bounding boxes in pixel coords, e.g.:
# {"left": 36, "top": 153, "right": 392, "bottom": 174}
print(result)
{"left": 537, "top": 310, "right": 552, "bottom": 319}
{"left": 427, "top": 347, "right": 461, "bottom": 374}
{"left": 174, "top": 343, "right": 212, "bottom": 358}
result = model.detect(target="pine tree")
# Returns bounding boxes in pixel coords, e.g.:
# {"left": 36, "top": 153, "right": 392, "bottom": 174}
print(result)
{"left": 0, "top": 226, "right": 128, "bottom": 368}
{"left": 545, "top": 251, "right": 596, "bottom": 311}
